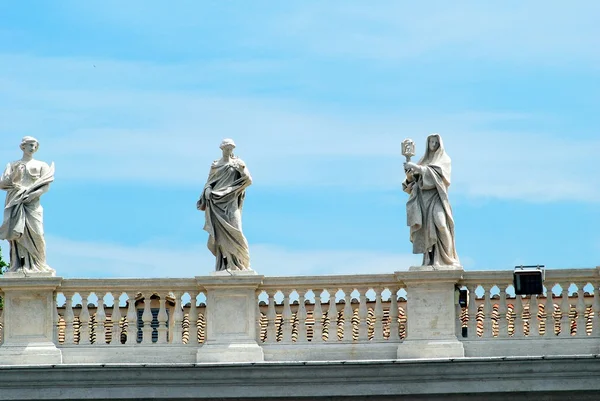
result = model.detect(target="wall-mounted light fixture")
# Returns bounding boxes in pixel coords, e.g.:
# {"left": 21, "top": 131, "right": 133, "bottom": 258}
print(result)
{"left": 514, "top": 265, "right": 545, "bottom": 295}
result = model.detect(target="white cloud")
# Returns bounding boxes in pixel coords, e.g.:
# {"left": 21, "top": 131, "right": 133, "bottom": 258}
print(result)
{"left": 269, "top": 2, "right": 600, "bottom": 67}
{"left": 0, "top": 54, "right": 598, "bottom": 203}
{"left": 35, "top": 236, "right": 418, "bottom": 278}
{"left": 59, "top": 1, "right": 600, "bottom": 67}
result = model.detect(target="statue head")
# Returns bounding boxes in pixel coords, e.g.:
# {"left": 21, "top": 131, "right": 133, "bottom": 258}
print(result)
{"left": 219, "top": 138, "right": 236, "bottom": 150}
{"left": 427, "top": 133, "right": 442, "bottom": 152}
{"left": 20, "top": 136, "right": 39, "bottom": 155}
{"left": 219, "top": 138, "right": 236, "bottom": 157}
{"left": 419, "top": 133, "right": 449, "bottom": 167}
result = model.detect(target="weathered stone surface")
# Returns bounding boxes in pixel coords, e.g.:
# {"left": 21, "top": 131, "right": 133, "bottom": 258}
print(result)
{"left": 402, "top": 134, "right": 461, "bottom": 269}
{"left": 196, "top": 274, "right": 264, "bottom": 363}
{"left": 0, "top": 137, "right": 55, "bottom": 275}
{"left": 0, "top": 277, "right": 62, "bottom": 365}
{"left": 197, "top": 139, "right": 253, "bottom": 273}
{"left": 2, "top": 357, "right": 600, "bottom": 400}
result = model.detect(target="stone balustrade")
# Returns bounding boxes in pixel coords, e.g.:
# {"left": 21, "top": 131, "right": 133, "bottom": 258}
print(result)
{"left": 55, "top": 279, "right": 207, "bottom": 348}
{"left": 457, "top": 268, "right": 600, "bottom": 357}
{"left": 1, "top": 267, "right": 600, "bottom": 365}
{"left": 256, "top": 274, "right": 408, "bottom": 360}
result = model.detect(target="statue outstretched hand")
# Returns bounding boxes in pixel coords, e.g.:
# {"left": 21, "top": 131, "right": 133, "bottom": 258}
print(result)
{"left": 404, "top": 161, "right": 419, "bottom": 172}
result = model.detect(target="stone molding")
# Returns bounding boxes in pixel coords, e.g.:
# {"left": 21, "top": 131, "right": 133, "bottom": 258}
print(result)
{"left": 1, "top": 356, "right": 600, "bottom": 400}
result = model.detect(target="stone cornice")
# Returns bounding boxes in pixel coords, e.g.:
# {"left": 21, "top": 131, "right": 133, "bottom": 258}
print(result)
{"left": 1, "top": 356, "right": 600, "bottom": 400}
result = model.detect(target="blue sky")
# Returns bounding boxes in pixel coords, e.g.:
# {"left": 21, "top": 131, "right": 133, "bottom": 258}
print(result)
{"left": 0, "top": 1, "right": 599, "bottom": 277}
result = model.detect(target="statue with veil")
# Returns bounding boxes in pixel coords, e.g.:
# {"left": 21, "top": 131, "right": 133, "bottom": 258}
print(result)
{"left": 402, "top": 134, "right": 461, "bottom": 269}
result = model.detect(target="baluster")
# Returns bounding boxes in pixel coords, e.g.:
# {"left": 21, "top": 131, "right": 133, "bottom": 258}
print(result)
{"left": 482, "top": 285, "right": 493, "bottom": 338}
{"left": 64, "top": 292, "right": 75, "bottom": 345}
{"left": 171, "top": 292, "right": 183, "bottom": 344}
{"left": 282, "top": 290, "right": 293, "bottom": 343}
{"left": 373, "top": 288, "right": 384, "bottom": 341}
{"left": 357, "top": 288, "right": 368, "bottom": 341}
{"left": 111, "top": 293, "right": 122, "bottom": 345}
{"left": 79, "top": 292, "right": 91, "bottom": 345}
{"left": 545, "top": 284, "right": 556, "bottom": 336}
{"left": 156, "top": 295, "right": 168, "bottom": 344}
{"left": 188, "top": 291, "right": 198, "bottom": 344}
{"left": 327, "top": 289, "right": 338, "bottom": 342}
{"left": 297, "top": 290, "right": 308, "bottom": 343}
{"left": 141, "top": 293, "right": 154, "bottom": 344}
{"left": 343, "top": 289, "right": 354, "bottom": 342}
{"left": 96, "top": 294, "right": 107, "bottom": 345}
{"left": 560, "top": 282, "right": 571, "bottom": 337}
{"left": 312, "top": 289, "right": 324, "bottom": 343}
{"left": 467, "top": 285, "right": 478, "bottom": 339}
{"left": 576, "top": 283, "right": 587, "bottom": 337}
{"left": 497, "top": 286, "right": 508, "bottom": 338}
{"left": 125, "top": 292, "right": 138, "bottom": 344}
{"left": 532, "top": 293, "right": 542, "bottom": 337}
{"left": 522, "top": 296, "right": 532, "bottom": 337}
{"left": 583, "top": 284, "right": 594, "bottom": 337}
{"left": 389, "top": 288, "right": 400, "bottom": 341}
{"left": 513, "top": 294, "right": 524, "bottom": 338}
{"left": 265, "top": 290, "right": 277, "bottom": 343}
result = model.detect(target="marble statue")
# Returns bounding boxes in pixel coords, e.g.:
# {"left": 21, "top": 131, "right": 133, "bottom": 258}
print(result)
{"left": 402, "top": 134, "right": 460, "bottom": 268}
{"left": 0, "top": 136, "right": 55, "bottom": 274}
{"left": 197, "top": 139, "right": 253, "bottom": 271}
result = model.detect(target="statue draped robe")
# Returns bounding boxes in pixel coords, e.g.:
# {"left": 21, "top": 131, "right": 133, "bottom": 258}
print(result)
{"left": 198, "top": 157, "right": 252, "bottom": 271}
{"left": 403, "top": 136, "right": 460, "bottom": 267}
{"left": 0, "top": 160, "right": 55, "bottom": 273}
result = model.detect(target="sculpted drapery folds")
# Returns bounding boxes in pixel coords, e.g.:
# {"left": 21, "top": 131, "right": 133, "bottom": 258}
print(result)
{"left": 0, "top": 136, "right": 55, "bottom": 274}
{"left": 402, "top": 134, "right": 460, "bottom": 268}
{"left": 197, "top": 139, "right": 253, "bottom": 272}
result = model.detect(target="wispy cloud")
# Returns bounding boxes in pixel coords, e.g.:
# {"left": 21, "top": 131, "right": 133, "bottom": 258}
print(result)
{"left": 27, "top": 236, "right": 418, "bottom": 278}
{"left": 57, "top": 1, "right": 600, "bottom": 67}
{"left": 270, "top": 2, "right": 600, "bottom": 67}
{"left": 0, "top": 35, "right": 598, "bottom": 204}
{"left": 1, "top": 71, "right": 598, "bottom": 202}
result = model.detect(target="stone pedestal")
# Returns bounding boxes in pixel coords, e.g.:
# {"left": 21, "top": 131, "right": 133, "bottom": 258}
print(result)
{"left": 0, "top": 276, "right": 63, "bottom": 365}
{"left": 408, "top": 264, "right": 463, "bottom": 272}
{"left": 196, "top": 274, "right": 264, "bottom": 363}
{"left": 395, "top": 270, "right": 465, "bottom": 359}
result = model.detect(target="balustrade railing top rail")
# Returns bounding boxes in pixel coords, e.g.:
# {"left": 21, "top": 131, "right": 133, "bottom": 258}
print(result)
{"left": 259, "top": 273, "right": 400, "bottom": 289}
{"left": 58, "top": 278, "right": 202, "bottom": 292}
{"left": 459, "top": 268, "right": 600, "bottom": 284}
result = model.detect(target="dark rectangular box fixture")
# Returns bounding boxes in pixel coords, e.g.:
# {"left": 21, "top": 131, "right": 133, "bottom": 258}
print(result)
{"left": 514, "top": 265, "right": 545, "bottom": 295}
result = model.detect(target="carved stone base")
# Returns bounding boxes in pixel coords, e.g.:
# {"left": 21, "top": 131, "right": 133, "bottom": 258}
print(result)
{"left": 197, "top": 342, "right": 264, "bottom": 363}
{"left": 409, "top": 265, "right": 463, "bottom": 272}
{"left": 0, "top": 276, "right": 62, "bottom": 365}
{"left": 3, "top": 269, "right": 56, "bottom": 278}
{"left": 397, "top": 339, "right": 465, "bottom": 359}
{"left": 196, "top": 274, "right": 264, "bottom": 363}
{"left": 0, "top": 343, "right": 62, "bottom": 365}
{"left": 210, "top": 269, "right": 258, "bottom": 277}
